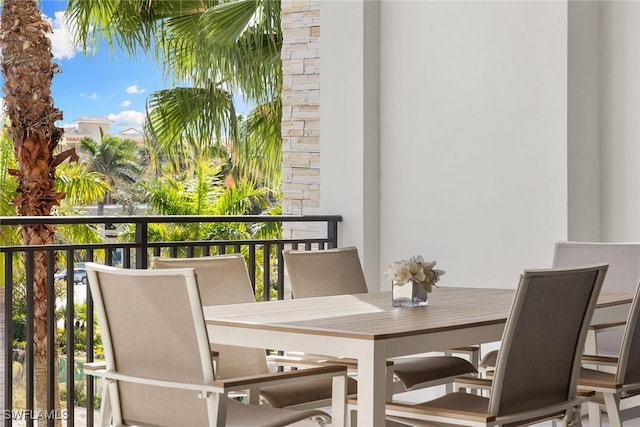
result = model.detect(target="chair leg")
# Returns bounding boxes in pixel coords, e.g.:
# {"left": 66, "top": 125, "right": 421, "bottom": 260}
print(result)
{"left": 444, "top": 347, "right": 480, "bottom": 394}
{"left": 99, "top": 381, "right": 111, "bottom": 427}
{"left": 445, "top": 381, "right": 453, "bottom": 394}
{"left": 332, "top": 375, "right": 347, "bottom": 427}
{"left": 246, "top": 386, "right": 260, "bottom": 404}
{"left": 386, "top": 365, "right": 396, "bottom": 400}
{"left": 588, "top": 401, "right": 603, "bottom": 427}
{"left": 346, "top": 401, "right": 357, "bottom": 427}
{"left": 603, "top": 393, "right": 624, "bottom": 427}
{"left": 583, "top": 329, "right": 599, "bottom": 370}
{"left": 560, "top": 405, "right": 583, "bottom": 427}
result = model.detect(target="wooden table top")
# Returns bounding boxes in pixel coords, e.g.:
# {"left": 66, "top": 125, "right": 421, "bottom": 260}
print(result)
{"left": 203, "top": 288, "right": 633, "bottom": 341}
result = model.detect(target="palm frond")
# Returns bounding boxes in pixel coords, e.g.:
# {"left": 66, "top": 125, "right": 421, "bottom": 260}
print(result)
{"left": 55, "top": 222, "right": 103, "bottom": 245}
{"left": 0, "top": 128, "right": 18, "bottom": 217}
{"left": 55, "top": 162, "right": 110, "bottom": 206}
{"left": 250, "top": 202, "right": 282, "bottom": 239}
{"left": 145, "top": 84, "right": 239, "bottom": 155}
{"left": 144, "top": 178, "right": 193, "bottom": 216}
{"left": 223, "top": 100, "right": 281, "bottom": 190}
{"left": 214, "top": 181, "right": 268, "bottom": 215}
{"left": 161, "top": 0, "right": 281, "bottom": 103}
{"left": 65, "top": 0, "right": 217, "bottom": 57}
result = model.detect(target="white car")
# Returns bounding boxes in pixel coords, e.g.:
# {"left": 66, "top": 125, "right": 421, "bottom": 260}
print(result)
{"left": 54, "top": 267, "right": 88, "bottom": 285}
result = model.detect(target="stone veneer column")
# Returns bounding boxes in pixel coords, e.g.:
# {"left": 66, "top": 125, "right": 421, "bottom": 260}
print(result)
{"left": 281, "top": 0, "right": 322, "bottom": 240}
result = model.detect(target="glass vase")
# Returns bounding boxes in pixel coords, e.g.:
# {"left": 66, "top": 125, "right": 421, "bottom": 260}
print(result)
{"left": 392, "top": 280, "right": 429, "bottom": 307}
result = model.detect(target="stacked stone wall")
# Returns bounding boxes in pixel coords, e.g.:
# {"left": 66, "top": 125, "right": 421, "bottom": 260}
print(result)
{"left": 281, "top": 0, "right": 322, "bottom": 240}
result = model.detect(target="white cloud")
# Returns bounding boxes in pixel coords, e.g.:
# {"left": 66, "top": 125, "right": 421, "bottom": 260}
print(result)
{"left": 107, "top": 110, "right": 145, "bottom": 130}
{"left": 126, "top": 85, "right": 145, "bottom": 95}
{"left": 88, "top": 92, "right": 99, "bottom": 100}
{"left": 45, "top": 11, "right": 78, "bottom": 60}
{"left": 120, "top": 100, "right": 132, "bottom": 108}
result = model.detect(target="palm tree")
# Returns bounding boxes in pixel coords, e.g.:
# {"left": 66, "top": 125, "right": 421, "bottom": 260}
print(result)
{"left": 125, "top": 154, "right": 280, "bottom": 299}
{"left": 0, "top": 130, "right": 109, "bottom": 252}
{"left": 0, "top": 0, "right": 79, "bottom": 419}
{"left": 66, "top": 0, "right": 283, "bottom": 189}
{"left": 142, "top": 154, "right": 270, "bottom": 242}
{"left": 78, "top": 135, "right": 144, "bottom": 209}
{"left": 53, "top": 161, "right": 110, "bottom": 246}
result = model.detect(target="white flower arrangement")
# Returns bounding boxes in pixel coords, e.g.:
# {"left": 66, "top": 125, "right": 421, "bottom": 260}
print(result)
{"left": 384, "top": 255, "right": 444, "bottom": 293}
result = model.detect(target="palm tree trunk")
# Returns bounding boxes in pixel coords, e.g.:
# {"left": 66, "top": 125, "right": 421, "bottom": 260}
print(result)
{"left": 1, "top": 0, "right": 70, "bottom": 425}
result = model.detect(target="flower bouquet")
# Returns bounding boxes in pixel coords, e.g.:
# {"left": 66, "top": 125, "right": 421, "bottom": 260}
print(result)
{"left": 384, "top": 255, "right": 444, "bottom": 307}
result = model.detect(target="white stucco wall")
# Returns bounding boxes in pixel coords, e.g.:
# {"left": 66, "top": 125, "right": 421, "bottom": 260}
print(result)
{"left": 567, "top": 1, "right": 640, "bottom": 242}
{"left": 320, "top": 0, "right": 380, "bottom": 288}
{"left": 568, "top": 1, "right": 601, "bottom": 241}
{"left": 598, "top": 1, "right": 640, "bottom": 241}
{"left": 321, "top": 0, "right": 569, "bottom": 290}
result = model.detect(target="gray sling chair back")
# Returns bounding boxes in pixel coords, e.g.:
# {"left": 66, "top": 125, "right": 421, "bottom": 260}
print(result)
{"left": 579, "top": 279, "right": 640, "bottom": 427}
{"left": 283, "top": 246, "right": 478, "bottom": 397}
{"left": 84, "top": 262, "right": 348, "bottom": 427}
{"left": 154, "top": 254, "right": 357, "bottom": 410}
{"left": 480, "top": 241, "right": 640, "bottom": 372}
{"left": 383, "top": 264, "right": 607, "bottom": 426}
{"left": 553, "top": 242, "right": 640, "bottom": 356}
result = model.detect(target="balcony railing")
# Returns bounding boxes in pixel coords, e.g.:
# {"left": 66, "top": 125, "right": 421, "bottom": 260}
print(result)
{"left": 0, "top": 214, "right": 341, "bottom": 427}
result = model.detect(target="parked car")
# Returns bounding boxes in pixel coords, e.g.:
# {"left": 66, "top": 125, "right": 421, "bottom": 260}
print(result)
{"left": 54, "top": 267, "right": 88, "bottom": 285}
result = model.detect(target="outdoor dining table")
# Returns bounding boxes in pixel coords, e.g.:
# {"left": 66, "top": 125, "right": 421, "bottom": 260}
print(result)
{"left": 203, "top": 287, "right": 632, "bottom": 427}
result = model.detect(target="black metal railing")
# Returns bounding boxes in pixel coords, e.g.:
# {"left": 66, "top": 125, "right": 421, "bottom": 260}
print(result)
{"left": 0, "top": 214, "right": 341, "bottom": 427}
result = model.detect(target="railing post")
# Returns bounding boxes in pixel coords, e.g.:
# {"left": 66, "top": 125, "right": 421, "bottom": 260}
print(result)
{"left": 24, "top": 252, "right": 34, "bottom": 427}
{"left": 2, "top": 251, "right": 12, "bottom": 427}
{"left": 135, "top": 220, "right": 148, "bottom": 269}
{"left": 328, "top": 218, "right": 339, "bottom": 248}
{"left": 45, "top": 253, "right": 56, "bottom": 427}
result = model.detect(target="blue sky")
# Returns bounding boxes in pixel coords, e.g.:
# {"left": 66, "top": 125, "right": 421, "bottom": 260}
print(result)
{"left": 29, "top": 0, "right": 248, "bottom": 135}
{"left": 38, "top": 0, "right": 166, "bottom": 134}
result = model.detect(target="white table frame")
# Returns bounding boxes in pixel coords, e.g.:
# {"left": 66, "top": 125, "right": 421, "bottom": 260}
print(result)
{"left": 203, "top": 288, "right": 631, "bottom": 427}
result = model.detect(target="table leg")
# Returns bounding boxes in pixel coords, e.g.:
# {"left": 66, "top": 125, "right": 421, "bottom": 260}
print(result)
{"left": 356, "top": 341, "right": 387, "bottom": 427}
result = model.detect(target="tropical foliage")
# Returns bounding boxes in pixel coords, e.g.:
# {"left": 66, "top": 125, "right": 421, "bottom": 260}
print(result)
{"left": 124, "top": 154, "right": 276, "bottom": 243}
{"left": 0, "top": 128, "right": 20, "bottom": 247}
{"left": 79, "top": 135, "right": 145, "bottom": 205}
{"left": 118, "top": 154, "right": 281, "bottom": 299}
{"left": 66, "top": 0, "right": 284, "bottom": 189}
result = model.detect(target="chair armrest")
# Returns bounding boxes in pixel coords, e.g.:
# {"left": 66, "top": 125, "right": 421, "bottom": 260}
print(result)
{"left": 84, "top": 367, "right": 225, "bottom": 396}
{"left": 384, "top": 399, "right": 496, "bottom": 423}
{"left": 454, "top": 375, "right": 492, "bottom": 390}
{"left": 84, "top": 362, "right": 107, "bottom": 371}
{"left": 268, "top": 353, "right": 393, "bottom": 371}
{"left": 589, "top": 321, "right": 626, "bottom": 331}
{"left": 577, "top": 389, "right": 596, "bottom": 397}
{"left": 214, "top": 364, "right": 348, "bottom": 392}
{"left": 385, "top": 395, "right": 590, "bottom": 426}
{"left": 267, "top": 354, "right": 359, "bottom": 370}
{"left": 582, "top": 354, "right": 619, "bottom": 366}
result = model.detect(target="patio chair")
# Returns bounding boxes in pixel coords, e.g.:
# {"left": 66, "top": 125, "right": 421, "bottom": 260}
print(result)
{"left": 479, "top": 241, "right": 640, "bottom": 372}
{"left": 282, "top": 246, "right": 478, "bottom": 396}
{"left": 83, "top": 262, "right": 348, "bottom": 427}
{"left": 554, "top": 242, "right": 640, "bottom": 356}
{"left": 382, "top": 264, "right": 607, "bottom": 426}
{"left": 578, "top": 279, "right": 640, "bottom": 427}
{"left": 154, "top": 254, "right": 358, "bottom": 409}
